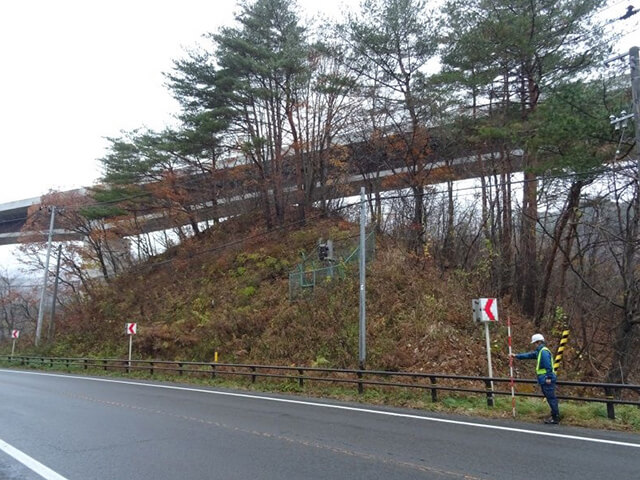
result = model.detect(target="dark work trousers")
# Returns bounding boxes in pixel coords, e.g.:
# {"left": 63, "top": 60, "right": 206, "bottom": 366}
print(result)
{"left": 541, "top": 381, "right": 560, "bottom": 419}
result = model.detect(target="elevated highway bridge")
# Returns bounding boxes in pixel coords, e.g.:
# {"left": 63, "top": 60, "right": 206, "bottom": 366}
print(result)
{"left": 0, "top": 149, "right": 523, "bottom": 246}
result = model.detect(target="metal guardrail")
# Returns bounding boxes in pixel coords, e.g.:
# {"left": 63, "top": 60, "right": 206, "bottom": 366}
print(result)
{"left": 2, "top": 355, "right": 639, "bottom": 420}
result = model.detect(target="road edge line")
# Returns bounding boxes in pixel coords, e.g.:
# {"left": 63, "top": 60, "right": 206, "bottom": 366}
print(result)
{"left": 0, "top": 437, "right": 69, "bottom": 480}
{"left": 2, "top": 368, "right": 640, "bottom": 449}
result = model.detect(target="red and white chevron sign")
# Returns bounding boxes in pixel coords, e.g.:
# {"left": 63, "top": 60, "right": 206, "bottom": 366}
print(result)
{"left": 11, "top": 330, "right": 19, "bottom": 339}
{"left": 126, "top": 323, "right": 137, "bottom": 335}
{"left": 479, "top": 298, "right": 498, "bottom": 322}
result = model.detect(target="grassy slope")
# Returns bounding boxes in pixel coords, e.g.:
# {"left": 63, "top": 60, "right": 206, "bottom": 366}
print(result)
{"left": 8, "top": 214, "right": 640, "bottom": 431}
{"left": 51, "top": 214, "right": 529, "bottom": 378}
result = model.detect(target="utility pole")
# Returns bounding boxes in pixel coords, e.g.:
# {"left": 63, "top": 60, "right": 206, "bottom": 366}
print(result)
{"left": 607, "top": 46, "right": 640, "bottom": 161}
{"left": 48, "top": 244, "right": 63, "bottom": 342}
{"left": 630, "top": 46, "right": 640, "bottom": 163}
{"left": 359, "top": 187, "right": 367, "bottom": 370}
{"left": 35, "top": 206, "right": 56, "bottom": 347}
{"left": 606, "top": 46, "right": 640, "bottom": 385}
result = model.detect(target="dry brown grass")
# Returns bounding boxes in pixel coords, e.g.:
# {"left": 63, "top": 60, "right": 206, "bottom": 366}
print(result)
{"left": 54, "top": 214, "right": 537, "bottom": 383}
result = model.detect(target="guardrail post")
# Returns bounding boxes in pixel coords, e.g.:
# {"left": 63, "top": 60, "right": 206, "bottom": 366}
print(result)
{"left": 430, "top": 376, "right": 438, "bottom": 403}
{"left": 484, "top": 380, "right": 494, "bottom": 407}
{"left": 604, "top": 387, "right": 616, "bottom": 419}
{"left": 10, "top": 356, "right": 640, "bottom": 418}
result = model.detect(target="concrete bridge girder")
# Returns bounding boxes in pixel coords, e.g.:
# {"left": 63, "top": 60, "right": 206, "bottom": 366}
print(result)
{"left": 0, "top": 150, "right": 523, "bottom": 246}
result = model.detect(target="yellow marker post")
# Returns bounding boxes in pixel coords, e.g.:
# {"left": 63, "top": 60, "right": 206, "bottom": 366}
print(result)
{"left": 214, "top": 351, "right": 218, "bottom": 363}
{"left": 554, "top": 330, "right": 570, "bottom": 373}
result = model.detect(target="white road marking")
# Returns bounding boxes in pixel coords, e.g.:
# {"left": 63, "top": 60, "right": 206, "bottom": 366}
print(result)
{"left": 0, "top": 438, "right": 69, "bottom": 480}
{"left": 2, "top": 369, "right": 639, "bottom": 449}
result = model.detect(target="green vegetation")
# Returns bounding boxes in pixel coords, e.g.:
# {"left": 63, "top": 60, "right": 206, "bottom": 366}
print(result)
{"left": 3, "top": 0, "right": 638, "bottom": 435}
{"left": 4, "top": 214, "right": 639, "bottom": 433}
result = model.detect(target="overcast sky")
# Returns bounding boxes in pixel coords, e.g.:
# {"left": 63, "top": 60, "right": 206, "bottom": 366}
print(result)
{"left": 0, "top": 0, "right": 351, "bottom": 206}
{"left": 0, "top": 0, "right": 636, "bottom": 275}
{"left": 0, "top": 0, "right": 353, "bottom": 275}
{"left": 0, "top": 0, "right": 636, "bottom": 205}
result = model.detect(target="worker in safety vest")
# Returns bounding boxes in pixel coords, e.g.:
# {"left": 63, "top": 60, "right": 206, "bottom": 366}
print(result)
{"left": 511, "top": 333, "right": 560, "bottom": 424}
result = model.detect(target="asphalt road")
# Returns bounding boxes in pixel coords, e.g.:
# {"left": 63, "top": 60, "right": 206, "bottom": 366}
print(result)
{"left": 1, "top": 369, "right": 639, "bottom": 480}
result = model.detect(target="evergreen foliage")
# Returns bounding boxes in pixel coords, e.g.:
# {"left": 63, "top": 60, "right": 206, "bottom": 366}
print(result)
{"left": 13, "top": 0, "right": 640, "bottom": 385}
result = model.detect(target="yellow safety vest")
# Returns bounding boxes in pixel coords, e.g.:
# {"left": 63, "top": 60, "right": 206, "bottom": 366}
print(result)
{"left": 536, "top": 346, "right": 556, "bottom": 375}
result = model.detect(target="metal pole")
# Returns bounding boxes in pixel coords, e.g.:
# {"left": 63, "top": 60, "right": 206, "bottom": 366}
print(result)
{"left": 507, "top": 317, "right": 516, "bottom": 418}
{"left": 484, "top": 321, "right": 494, "bottom": 403}
{"left": 128, "top": 335, "right": 133, "bottom": 367}
{"left": 359, "top": 187, "right": 366, "bottom": 369}
{"left": 36, "top": 206, "right": 56, "bottom": 347}
{"left": 48, "top": 244, "right": 62, "bottom": 341}
{"left": 630, "top": 47, "right": 640, "bottom": 162}
{"left": 11, "top": 339, "right": 16, "bottom": 357}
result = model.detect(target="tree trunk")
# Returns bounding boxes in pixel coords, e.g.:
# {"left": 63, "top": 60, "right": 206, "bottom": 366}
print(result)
{"left": 209, "top": 151, "right": 220, "bottom": 226}
{"left": 607, "top": 178, "right": 640, "bottom": 384}
{"left": 412, "top": 185, "right": 425, "bottom": 254}
{"left": 517, "top": 169, "right": 538, "bottom": 316}
{"left": 606, "top": 304, "right": 640, "bottom": 385}
{"left": 499, "top": 158, "right": 513, "bottom": 297}
{"left": 443, "top": 178, "right": 455, "bottom": 267}
{"left": 535, "top": 180, "right": 584, "bottom": 325}
{"left": 517, "top": 66, "right": 540, "bottom": 317}
{"left": 286, "top": 102, "right": 306, "bottom": 224}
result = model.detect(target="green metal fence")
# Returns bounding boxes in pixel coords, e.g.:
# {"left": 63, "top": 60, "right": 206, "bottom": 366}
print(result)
{"left": 289, "top": 231, "right": 375, "bottom": 299}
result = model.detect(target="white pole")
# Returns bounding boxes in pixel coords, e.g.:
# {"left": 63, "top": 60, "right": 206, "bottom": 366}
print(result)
{"left": 11, "top": 339, "right": 16, "bottom": 357}
{"left": 484, "top": 321, "right": 494, "bottom": 404}
{"left": 128, "top": 335, "right": 133, "bottom": 367}
{"left": 507, "top": 317, "right": 516, "bottom": 418}
{"left": 358, "top": 187, "right": 366, "bottom": 369}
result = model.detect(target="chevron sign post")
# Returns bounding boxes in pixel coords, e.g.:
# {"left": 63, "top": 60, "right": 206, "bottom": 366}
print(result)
{"left": 10, "top": 330, "right": 19, "bottom": 357}
{"left": 479, "top": 298, "right": 498, "bottom": 322}
{"left": 472, "top": 298, "right": 499, "bottom": 406}
{"left": 125, "top": 323, "right": 137, "bottom": 369}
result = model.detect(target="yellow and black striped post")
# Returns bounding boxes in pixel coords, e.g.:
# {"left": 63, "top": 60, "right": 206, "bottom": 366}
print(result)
{"left": 554, "top": 330, "right": 570, "bottom": 373}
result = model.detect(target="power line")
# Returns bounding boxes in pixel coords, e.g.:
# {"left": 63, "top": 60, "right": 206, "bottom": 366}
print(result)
{"left": 6, "top": 163, "right": 635, "bottom": 291}
{"left": 8, "top": 160, "right": 636, "bottom": 223}
{"left": 115, "top": 163, "right": 636, "bottom": 271}
{"left": 135, "top": 204, "right": 358, "bottom": 270}
{"left": 0, "top": 215, "right": 28, "bottom": 226}
{"left": 4, "top": 149, "right": 634, "bottom": 265}
{"left": 0, "top": 284, "right": 41, "bottom": 289}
